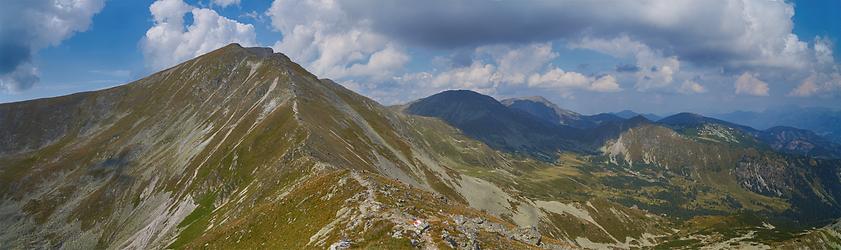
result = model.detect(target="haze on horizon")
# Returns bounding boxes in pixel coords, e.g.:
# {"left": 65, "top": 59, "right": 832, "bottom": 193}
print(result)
{"left": 1, "top": 0, "right": 839, "bottom": 115}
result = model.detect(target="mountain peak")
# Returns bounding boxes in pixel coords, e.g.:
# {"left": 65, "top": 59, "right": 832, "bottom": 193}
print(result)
{"left": 499, "top": 95, "right": 595, "bottom": 129}
{"left": 209, "top": 43, "right": 291, "bottom": 61}
{"left": 658, "top": 112, "right": 707, "bottom": 125}
{"left": 627, "top": 115, "right": 651, "bottom": 123}
{"left": 614, "top": 110, "right": 640, "bottom": 118}
{"left": 417, "top": 90, "right": 505, "bottom": 110}
{"left": 438, "top": 89, "right": 495, "bottom": 98}
{"left": 407, "top": 90, "right": 507, "bottom": 119}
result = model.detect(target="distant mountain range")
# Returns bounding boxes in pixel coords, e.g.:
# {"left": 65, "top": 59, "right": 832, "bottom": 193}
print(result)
{"left": 3, "top": 44, "right": 841, "bottom": 249}
{"left": 660, "top": 112, "right": 841, "bottom": 159}
{"left": 499, "top": 96, "right": 655, "bottom": 128}
{"left": 438, "top": 93, "right": 841, "bottom": 159}
{"left": 712, "top": 107, "right": 841, "bottom": 144}
{"left": 405, "top": 90, "right": 841, "bottom": 243}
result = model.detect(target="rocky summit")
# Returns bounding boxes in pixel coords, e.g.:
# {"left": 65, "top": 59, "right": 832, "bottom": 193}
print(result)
{"left": 3, "top": 44, "right": 841, "bottom": 249}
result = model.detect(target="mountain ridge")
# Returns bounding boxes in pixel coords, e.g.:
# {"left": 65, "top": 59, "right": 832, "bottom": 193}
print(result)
{"left": 712, "top": 107, "right": 841, "bottom": 144}
{"left": 2, "top": 44, "right": 562, "bottom": 249}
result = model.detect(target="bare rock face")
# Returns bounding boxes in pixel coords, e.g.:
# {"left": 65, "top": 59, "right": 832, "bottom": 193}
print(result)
{"left": 735, "top": 156, "right": 792, "bottom": 197}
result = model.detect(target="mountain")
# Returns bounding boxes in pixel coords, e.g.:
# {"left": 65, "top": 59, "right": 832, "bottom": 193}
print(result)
{"left": 0, "top": 45, "right": 578, "bottom": 249}
{"left": 659, "top": 112, "right": 841, "bottom": 158}
{"left": 3, "top": 44, "right": 841, "bottom": 249}
{"left": 658, "top": 112, "right": 750, "bottom": 129}
{"left": 613, "top": 110, "right": 662, "bottom": 121}
{"left": 712, "top": 107, "right": 841, "bottom": 144}
{"left": 500, "top": 96, "right": 630, "bottom": 129}
{"left": 404, "top": 90, "right": 588, "bottom": 160}
{"left": 759, "top": 126, "right": 841, "bottom": 159}
{"left": 500, "top": 96, "right": 596, "bottom": 128}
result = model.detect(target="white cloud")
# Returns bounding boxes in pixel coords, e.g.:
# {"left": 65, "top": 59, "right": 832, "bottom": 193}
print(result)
{"left": 528, "top": 69, "right": 620, "bottom": 93}
{"left": 142, "top": 0, "right": 257, "bottom": 70}
{"left": 678, "top": 80, "right": 707, "bottom": 94}
{"left": 344, "top": 45, "right": 410, "bottom": 80}
{"left": 389, "top": 43, "right": 621, "bottom": 100}
{"left": 0, "top": 63, "right": 39, "bottom": 92}
{"left": 735, "top": 72, "right": 770, "bottom": 96}
{"left": 590, "top": 75, "right": 622, "bottom": 92}
{"left": 785, "top": 37, "right": 841, "bottom": 97}
{"left": 266, "top": 0, "right": 409, "bottom": 81}
{"left": 212, "top": 0, "right": 241, "bottom": 8}
{"left": 814, "top": 37, "right": 835, "bottom": 66}
{"left": 477, "top": 43, "right": 557, "bottom": 85}
{"left": 789, "top": 74, "right": 820, "bottom": 97}
{"left": 429, "top": 62, "right": 499, "bottom": 92}
{"left": 571, "top": 36, "right": 680, "bottom": 91}
{"left": 635, "top": 55, "right": 680, "bottom": 91}
{"left": 10, "top": 0, "right": 106, "bottom": 49}
{"left": 788, "top": 72, "right": 841, "bottom": 97}
{"left": 150, "top": 0, "right": 191, "bottom": 24}
{"left": 0, "top": 0, "right": 106, "bottom": 91}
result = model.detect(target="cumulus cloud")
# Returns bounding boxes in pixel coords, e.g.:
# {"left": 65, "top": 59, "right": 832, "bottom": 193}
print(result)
{"left": 571, "top": 36, "right": 680, "bottom": 91}
{"left": 0, "top": 64, "right": 40, "bottom": 92}
{"left": 786, "top": 38, "right": 841, "bottom": 97}
{"left": 789, "top": 75, "right": 820, "bottom": 97}
{"left": 476, "top": 43, "right": 558, "bottom": 85}
{"left": 590, "top": 75, "right": 622, "bottom": 92}
{"left": 343, "top": 45, "right": 410, "bottom": 80}
{"left": 266, "top": 0, "right": 409, "bottom": 81}
{"left": 678, "top": 80, "right": 707, "bottom": 94}
{"left": 814, "top": 37, "right": 835, "bottom": 65}
{"left": 0, "top": 0, "right": 105, "bottom": 91}
{"left": 735, "top": 72, "right": 770, "bottom": 96}
{"left": 142, "top": 0, "right": 257, "bottom": 70}
{"left": 528, "top": 69, "right": 621, "bottom": 93}
{"left": 391, "top": 43, "right": 621, "bottom": 99}
{"left": 788, "top": 72, "right": 841, "bottom": 97}
{"left": 428, "top": 62, "right": 499, "bottom": 92}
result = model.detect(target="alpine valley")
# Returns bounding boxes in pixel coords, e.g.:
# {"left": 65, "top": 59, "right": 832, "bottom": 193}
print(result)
{"left": 3, "top": 44, "right": 841, "bottom": 249}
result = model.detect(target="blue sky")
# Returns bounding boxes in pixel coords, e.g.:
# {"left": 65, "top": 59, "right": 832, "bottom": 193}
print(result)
{"left": 1, "top": 0, "right": 839, "bottom": 115}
